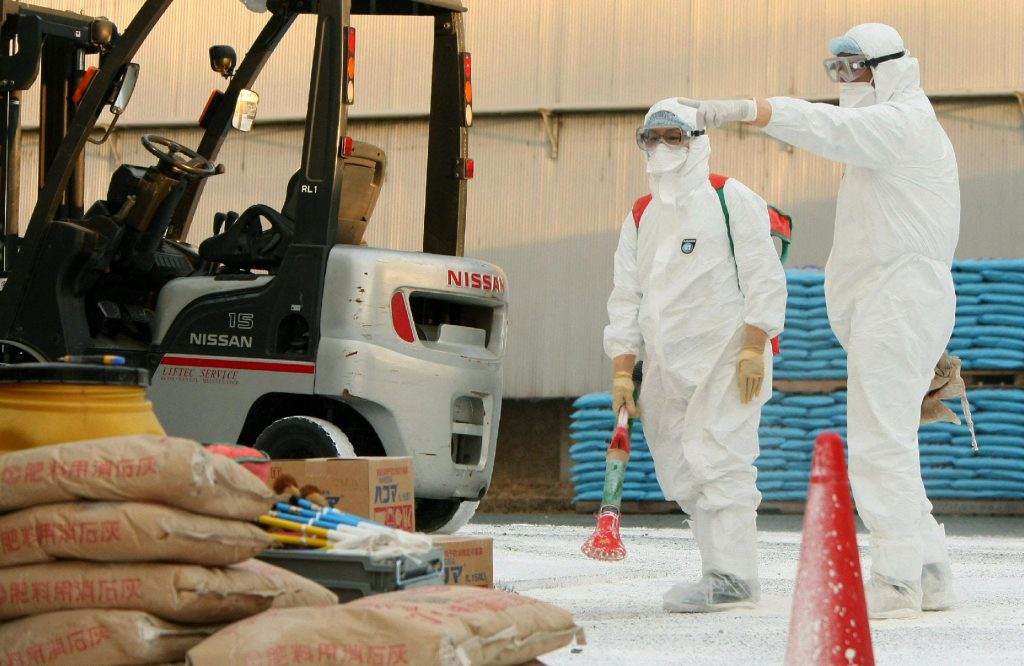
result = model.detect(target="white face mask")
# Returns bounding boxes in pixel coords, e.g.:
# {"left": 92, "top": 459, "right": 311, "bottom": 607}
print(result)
{"left": 839, "top": 82, "right": 875, "bottom": 108}
{"left": 645, "top": 144, "right": 688, "bottom": 175}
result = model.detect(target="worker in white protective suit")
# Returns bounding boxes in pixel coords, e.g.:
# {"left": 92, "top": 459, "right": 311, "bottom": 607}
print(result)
{"left": 604, "top": 98, "right": 787, "bottom": 613}
{"left": 677, "top": 23, "right": 960, "bottom": 619}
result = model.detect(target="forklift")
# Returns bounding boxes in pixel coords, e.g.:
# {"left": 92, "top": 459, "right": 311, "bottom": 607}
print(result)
{"left": 0, "top": 0, "right": 507, "bottom": 533}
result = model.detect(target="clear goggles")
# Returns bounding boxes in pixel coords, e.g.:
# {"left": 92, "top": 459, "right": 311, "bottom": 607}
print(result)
{"left": 822, "top": 50, "right": 906, "bottom": 83}
{"left": 635, "top": 126, "right": 705, "bottom": 151}
{"left": 822, "top": 55, "right": 870, "bottom": 82}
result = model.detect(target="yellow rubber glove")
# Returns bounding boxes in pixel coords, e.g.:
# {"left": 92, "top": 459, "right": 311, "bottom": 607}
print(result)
{"left": 736, "top": 325, "right": 769, "bottom": 404}
{"left": 736, "top": 345, "right": 765, "bottom": 404}
{"left": 737, "top": 344, "right": 770, "bottom": 401}
{"left": 612, "top": 371, "right": 639, "bottom": 417}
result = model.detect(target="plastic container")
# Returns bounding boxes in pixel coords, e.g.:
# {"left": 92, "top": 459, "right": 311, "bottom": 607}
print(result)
{"left": 0, "top": 362, "right": 165, "bottom": 454}
{"left": 257, "top": 546, "right": 446, "bottom": 602}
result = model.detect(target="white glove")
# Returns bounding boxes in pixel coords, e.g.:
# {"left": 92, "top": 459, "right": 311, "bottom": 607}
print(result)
{"left": 676, "top": 98, "right": 757, "bottom": 129}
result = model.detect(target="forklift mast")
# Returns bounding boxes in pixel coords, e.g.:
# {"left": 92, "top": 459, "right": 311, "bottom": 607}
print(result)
{"left": 0, "top": 1, "right": 118, "bottom": 270}
{"left": 0, "top": 0, "right": 471, "bottom": 363}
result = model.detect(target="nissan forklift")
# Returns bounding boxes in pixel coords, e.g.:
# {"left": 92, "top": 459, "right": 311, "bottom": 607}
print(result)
{"left": 0, "top": 0, "right": 507, "bottom": 532}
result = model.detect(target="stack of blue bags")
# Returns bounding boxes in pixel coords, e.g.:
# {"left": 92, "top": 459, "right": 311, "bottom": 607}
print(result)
{"left": 774, "top": 270, "right": 845, "bottom": 379}
{"left": 571, "top": 389, "right": 1024, "bottom": 503}
{"left": 776, "top": 260, "right": 1024, "bottom": 378}
{"left": 572, "top": 259, "right": 1024, "bottom": 504}
{"left": 947, "top": 259, "right": 1024, "bottom": 369}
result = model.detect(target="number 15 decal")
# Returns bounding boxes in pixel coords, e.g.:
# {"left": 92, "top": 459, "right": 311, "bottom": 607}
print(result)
{"left": 229, "top": 313, "right": 254, "bottom": 330}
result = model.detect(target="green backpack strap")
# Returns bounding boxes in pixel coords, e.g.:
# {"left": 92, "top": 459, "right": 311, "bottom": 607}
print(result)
{"left": 769, "top": 205, "right": 793, "bottom": 264}
{"left": 710, "top": 174, "right": 793, "bottom": 265}
{"left": 709, "top": 173, "right": 733, "bottom": 254}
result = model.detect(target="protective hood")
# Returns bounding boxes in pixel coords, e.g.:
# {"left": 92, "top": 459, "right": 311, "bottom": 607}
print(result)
{"left": 833, "top": 23, "right": 921, "bottom": 105}
{"left": 643, "top": 98, "right": 710, "bottom": 205}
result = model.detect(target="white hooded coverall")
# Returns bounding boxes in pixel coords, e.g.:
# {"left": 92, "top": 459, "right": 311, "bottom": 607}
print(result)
{"left": 604, "top": 99, "right": 787, "bottom": 582}
{"left": 762, "top": 24, "right": 960, "bottom": 587}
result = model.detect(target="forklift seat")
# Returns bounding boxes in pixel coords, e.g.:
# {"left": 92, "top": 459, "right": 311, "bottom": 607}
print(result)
{"left": 198, "top": 204, "right": 293, "bottom": 271}
{"left": 281, "top": 139, "right": 386, "bottom": 246}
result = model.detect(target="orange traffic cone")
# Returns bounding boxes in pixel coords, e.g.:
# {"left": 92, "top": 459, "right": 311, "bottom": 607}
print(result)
{"left": 785, "top": 432, "right": 874, "bottom": 666}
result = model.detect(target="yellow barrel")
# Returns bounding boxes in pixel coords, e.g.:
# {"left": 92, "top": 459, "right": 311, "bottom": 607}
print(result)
{"left": 0, "top": 363, "right": 165, "bottom": 454}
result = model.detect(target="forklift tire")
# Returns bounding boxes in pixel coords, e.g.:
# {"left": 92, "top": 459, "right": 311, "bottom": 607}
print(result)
{"left": 432, "top": 500, "right": 479, "bottom": 535}
{"left": 254, "top": 416, "right": 356, "bottom": 460}
{"left": 416, "top": 498, "right": 479, "bottom": 534}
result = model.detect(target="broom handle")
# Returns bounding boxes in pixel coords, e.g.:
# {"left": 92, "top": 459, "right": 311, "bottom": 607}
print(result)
{"left": 275, "top": 503, "right": 390, "bottom": 531}
{"left": 258, "top": 514, "right": 337, "bottom": 539}
{"left": 600, "top": 405, "right": 633, "bottom": 513}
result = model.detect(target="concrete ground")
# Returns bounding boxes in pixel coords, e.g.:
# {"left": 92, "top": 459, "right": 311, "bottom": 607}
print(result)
{"left": 465, "top": 514, "right": 1024, "bottom": 665}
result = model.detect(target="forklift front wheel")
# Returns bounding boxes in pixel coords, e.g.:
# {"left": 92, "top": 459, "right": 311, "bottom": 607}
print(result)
{"left": 254, "top": 416, "right": 356, "bottom": 460}
{"left": 416, "top": 498, "right": 480, "bottom": 534}
{"left": 431, "top": 500, "right": 480, "bottom": 535}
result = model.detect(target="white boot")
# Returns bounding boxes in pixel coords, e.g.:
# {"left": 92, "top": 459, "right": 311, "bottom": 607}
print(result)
{"left": 663, "top": 572, "right": 759, "bottom": 613}
{"left": 921, "top": 561, "right": 956, "bottom": 611}
{"left": 866, "top": 573, "right": 922, "bottom": 619}
{"left": 921, "top": 522, "right": 955, "bottom": 612}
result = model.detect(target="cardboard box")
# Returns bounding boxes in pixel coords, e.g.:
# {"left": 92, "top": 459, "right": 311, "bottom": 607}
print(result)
{"left": 267, "top": 457, "right": 415, "bottom": 531}
{"left": 432, "top": 535, "right": 493, "bottom": 588}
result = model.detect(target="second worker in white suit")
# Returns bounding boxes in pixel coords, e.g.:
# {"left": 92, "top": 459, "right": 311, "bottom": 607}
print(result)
{"left": 678, "top": 23, "right": 960, "bottom": 619}
{"left": 604, "top": 98, "right": 787, "bottom": 612}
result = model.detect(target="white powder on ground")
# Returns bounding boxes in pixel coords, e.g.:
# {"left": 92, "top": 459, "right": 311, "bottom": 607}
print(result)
{"left": 461, "top": 519, "right": 1024, "bottom": 666}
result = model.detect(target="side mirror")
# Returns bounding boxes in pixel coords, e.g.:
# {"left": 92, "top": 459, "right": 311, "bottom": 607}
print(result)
{"left": 210, "top": 45, "right": 237, "bottom": 79}
{"left": 110, "top": 62, "right": 140, "bottom": 114}
{"left": 232, "top": 89, "right": 259, "bottom": 132}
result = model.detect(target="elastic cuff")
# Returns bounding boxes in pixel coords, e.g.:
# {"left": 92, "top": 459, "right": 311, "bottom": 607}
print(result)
{"left": 743, "top": 99, "right": 758, "bottom": 121}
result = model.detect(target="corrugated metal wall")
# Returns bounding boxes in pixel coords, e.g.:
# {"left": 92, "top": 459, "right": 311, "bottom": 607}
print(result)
{"left": 12, "top": 1, "right": 1024, "bottom": 399}
{"left": 19, "top": 1, "right": 1024, "bottom": 118}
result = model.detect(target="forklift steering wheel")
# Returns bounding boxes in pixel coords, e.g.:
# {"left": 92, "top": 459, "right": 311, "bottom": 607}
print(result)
{"left": 141, "top": 134, "right": 219, "bottom": 178}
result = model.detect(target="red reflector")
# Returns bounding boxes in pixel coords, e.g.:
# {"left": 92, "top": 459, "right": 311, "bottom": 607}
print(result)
{"left": 465, "top": 158, "right": 474, "bottom": 179}
{"left": 339, "top": 136, "right": 354, "bottom": 157}
{"left": 391, "top": 292, "right": 415, "bottom": 343}
{"left": 199, "top": 90, "right": 219, "bottom": 126}
{"left": 463, "top": 53, "right": 471, "bottom": 80}
{"left": 72, "top": 67, "right": 98, "bottom": 104}
{"left": 348, "top": 27, "right": 356, "bottom": 54}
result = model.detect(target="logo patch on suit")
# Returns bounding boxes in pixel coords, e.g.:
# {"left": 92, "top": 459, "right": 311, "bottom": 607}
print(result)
{"left": 681, "top": 238, "right": 697, "bottom": 254}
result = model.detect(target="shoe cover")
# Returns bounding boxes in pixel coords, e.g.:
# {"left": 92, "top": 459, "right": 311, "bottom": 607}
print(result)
{"left": 866, "top": 573, "right": 922, "bottom": 619}
{"left": 663, "top": 571, "right": 759, "bottom": 613}
{"left": 921, "top": 561, "right": 956, "bottom": 611}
